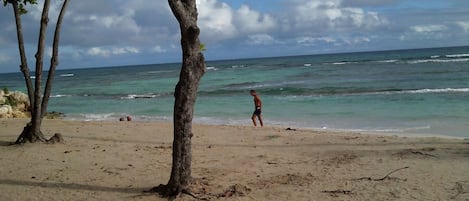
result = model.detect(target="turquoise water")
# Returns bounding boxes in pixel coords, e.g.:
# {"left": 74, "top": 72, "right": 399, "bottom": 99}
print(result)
{"left": 1, "top": 46, "right": 469, "bottom": 137}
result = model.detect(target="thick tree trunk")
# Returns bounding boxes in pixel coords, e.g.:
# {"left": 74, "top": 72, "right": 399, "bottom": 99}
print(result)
{"left": 165, "top": 0, "right": 206, "bottom": 196}
{"left": 10, "top": 0, "right": 34, "bottom": 107}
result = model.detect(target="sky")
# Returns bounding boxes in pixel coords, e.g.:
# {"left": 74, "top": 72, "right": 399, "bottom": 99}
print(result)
{"left": 0, "top": 0, "right": 469, "bottom": 73}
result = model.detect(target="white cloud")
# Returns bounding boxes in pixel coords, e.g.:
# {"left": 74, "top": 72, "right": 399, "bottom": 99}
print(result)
{"left": 197, "top": 0, "right": 276, "bottom": 43}
{"left": 401, "top": 24, "right": 450, "bottom": 41}
{"left": 296, "top": 36, "right": 370, "bottom": 47}
{"left": 86, "top": 46, "right": 139, "bottom": 57}
{"left": 247, "top": 34, "right": 279, "bottom": 45}
{"left": 410, "top": 25, "right": 447, "bottom": 33}
{"left": 296, "top": 36, "right": 337, "bottom": 46}
{"left": 234, "top": 5, "right": 276, "bottom": 33}
{"left": 87, "top": 47, "right": 110, "bottom": 57}
{"left": 152, "top": 45, "right": 167, "bottom": 53}
{"left": 198, "top": 0, "right": 237, "bottom": 41}
{"left": 112, "top": 47, "right": 140, "bottom": 54}
{"left": 343, "top": 36, "right": 371, "bottom": 45}
{"left": 456, "top": 21, "right": 469, "bottom": 32}
{"left": 284, "top": 0, "right": 387, "bottom": 32}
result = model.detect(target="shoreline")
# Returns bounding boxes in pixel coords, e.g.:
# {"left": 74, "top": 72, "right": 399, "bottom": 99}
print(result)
{"left": 61, "top": 112, "right": 469, "bottom": 139}
{"left": 4, "top": 117, "right": 468, "bottom": 140}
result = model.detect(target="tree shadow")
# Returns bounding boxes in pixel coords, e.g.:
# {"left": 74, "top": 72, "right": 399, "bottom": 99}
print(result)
{"left": 0, "top": 179, "right": 147, "bottom": 194}
{"left": 0, "top": 140, "right": 14, "bottom": 146}
{"left": 66, "top": 135, "right": 170, "bottom": 145}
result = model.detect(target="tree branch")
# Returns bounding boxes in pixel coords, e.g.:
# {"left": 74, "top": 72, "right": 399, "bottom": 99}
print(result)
{"left": 353, "top": 166, "right": 409, "bottom": 181}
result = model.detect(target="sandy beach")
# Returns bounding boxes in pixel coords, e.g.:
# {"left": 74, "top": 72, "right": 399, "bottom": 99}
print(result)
{"left": 0, "top": 119, "right": 468, "bottom": 201}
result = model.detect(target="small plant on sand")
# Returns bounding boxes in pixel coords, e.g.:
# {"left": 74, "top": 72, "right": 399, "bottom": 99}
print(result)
{"left": 2, "top": 87, "right": 9, "bottom": 94}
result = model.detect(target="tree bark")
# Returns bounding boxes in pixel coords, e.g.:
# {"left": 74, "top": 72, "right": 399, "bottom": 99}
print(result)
{"left": 10, "top": 0, "right": 34, "bottom": 108}
{"left": 41, "top": 0, "right": 70, "bottom": 118}
{"left": 166, "top": 0, "right": 206, "bottom": 196}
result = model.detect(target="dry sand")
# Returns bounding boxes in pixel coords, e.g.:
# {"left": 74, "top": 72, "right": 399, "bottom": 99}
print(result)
{"left": 0, "top": 119, "right": 468, "bottom": 201}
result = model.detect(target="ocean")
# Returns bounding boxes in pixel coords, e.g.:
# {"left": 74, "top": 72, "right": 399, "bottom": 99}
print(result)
{"left": 1, "top": 46, "right": 469, "bottom": 138}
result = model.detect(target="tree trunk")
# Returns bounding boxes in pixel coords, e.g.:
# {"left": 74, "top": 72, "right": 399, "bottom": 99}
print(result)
{"left": 165, "top": 0, "right": 206, "bottom": 196}
{"left": 28, "top": 0, "right": 50, "bottom": 142}
{"left": 41, "top": 0, "right": 70, "bottom": 118}
{"left": 10, "top": 0, "right": 34, "bottom": 108}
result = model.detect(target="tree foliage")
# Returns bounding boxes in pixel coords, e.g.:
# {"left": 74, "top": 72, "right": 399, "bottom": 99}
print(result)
{"left": 2, "top": 0, "right": 37, "bottom": 14}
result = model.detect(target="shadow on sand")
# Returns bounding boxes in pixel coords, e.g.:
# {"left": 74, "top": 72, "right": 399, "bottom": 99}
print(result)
{"left": 0, "top": 179, "right": 147, "bottom": 194}
{"left": 0, "top": 140, "right": 14, "bottom": 146}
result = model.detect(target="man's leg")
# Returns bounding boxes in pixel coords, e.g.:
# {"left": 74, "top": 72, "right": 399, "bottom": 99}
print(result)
{"left": 251, "top": 115, "right": 257, "bottom": 126}
{"left": 258, "top": 115, "right": 264, "bottom": 127}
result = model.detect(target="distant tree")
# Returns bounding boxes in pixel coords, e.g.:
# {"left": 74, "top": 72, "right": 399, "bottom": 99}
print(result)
{"left": 3, "top": 0, "right": 70, "bottom": 143}
{"left": 153, "top": 0, "right": 206, "bottom": 197}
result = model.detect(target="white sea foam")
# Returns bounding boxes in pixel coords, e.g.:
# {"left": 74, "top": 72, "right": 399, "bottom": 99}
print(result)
{"left": 408, "top": 58, "right": 469, "bottom": 64}
{"left": 445, "top": 53, "right": 469, "bottom": 58}
{"left": 377, "top": 59, "right": 398, "bottom": 63}
{"left": 120, "top": 94, "right": 159, "bottom": 99}
{"left": 332, "top": 62, "right": 348, "bottom": 65}
{"left": 240, "top": 80, "right": 308, "bottom": 90}
{"left": 404, "top": 88, "right": 469, "bottom": 94}
{"left": 231, "top": 65, "right": 246, "bottom": 68}
{"left": 51, "top": 94, "right": 72, "bottom": 98}
{"left": 65, "top": 113, "right": 120, "bottom": 121}
{"left": 60, "top": 73, "right": 74, "bottom": 77}
{"left": 303, "top": 63, "right": 312, "bottom": 67}
{"left": 206, "top": 66, "right": 218, "bottom": 71}
{"left": 138, "top": 70, "right": 175, "bottom": 75}
{"left": 369, "top": 88, "right": 469, "bottom": 95}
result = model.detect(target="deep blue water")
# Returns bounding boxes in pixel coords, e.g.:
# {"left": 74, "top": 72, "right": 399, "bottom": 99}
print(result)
{"left": 1, "top": 46, "right": 469, "bottom": 137}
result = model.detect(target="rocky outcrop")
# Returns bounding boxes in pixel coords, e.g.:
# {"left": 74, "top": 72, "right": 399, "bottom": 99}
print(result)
{"left": 0, "top": 90, "right": 30, "bottom": 118}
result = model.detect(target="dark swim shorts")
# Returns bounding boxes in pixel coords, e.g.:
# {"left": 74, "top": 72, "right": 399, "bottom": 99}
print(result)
{"left": 253, "top": 106, "right": 262, "bottom": 116}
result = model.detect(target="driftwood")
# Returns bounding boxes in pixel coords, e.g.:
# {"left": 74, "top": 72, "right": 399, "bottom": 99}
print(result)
{"left": 353, "top": 166, "right": 409, "bottom": 181}
{"left": 266, "top": 159, "right": 314, "bottom": 165}
{"left": 321, "top": 189, "right": 353, "bottom": 197}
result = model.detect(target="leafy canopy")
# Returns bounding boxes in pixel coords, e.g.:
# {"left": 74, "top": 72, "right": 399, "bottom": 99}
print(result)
{"left": 3, "top": 0, "right": 38, "bottom": 14}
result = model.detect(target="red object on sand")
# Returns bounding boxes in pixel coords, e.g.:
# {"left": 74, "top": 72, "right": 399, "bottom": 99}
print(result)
{"left": 126, "top": 116, "right": 132, "bottom": 121}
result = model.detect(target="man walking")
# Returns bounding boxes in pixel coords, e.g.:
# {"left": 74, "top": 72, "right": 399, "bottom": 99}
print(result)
{"left": 250, "top": 90, "right": 263, "bottom": 127}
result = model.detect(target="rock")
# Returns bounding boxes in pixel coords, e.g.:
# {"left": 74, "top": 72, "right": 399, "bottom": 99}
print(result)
{"left": 0, "top": 105, "right": 13, "bottom": 118}
{"left": 9, "top": 91, "right": 30, "bottom": 109}
{"left": 0, "top": 91, "right": 31, "bottom": 119}
{"left": 10, "top": 91, "right": 29, "bottom": 103}
{"left": 12, "top": 110, "right": 29, "bottom": 118}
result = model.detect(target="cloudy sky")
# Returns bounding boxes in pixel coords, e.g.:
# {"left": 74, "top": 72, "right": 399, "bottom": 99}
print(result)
{"left": 0, "top": 0, "right": 468, "bottom": 73}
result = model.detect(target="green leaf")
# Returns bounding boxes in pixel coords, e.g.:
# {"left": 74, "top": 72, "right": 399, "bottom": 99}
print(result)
{"left": 200, "top": 43, "right": 207, "bottom": 51}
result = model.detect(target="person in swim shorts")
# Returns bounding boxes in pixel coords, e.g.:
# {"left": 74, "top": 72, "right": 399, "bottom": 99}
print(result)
{"left": 250, "top": 90, "right": 263, "bottom": 127}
